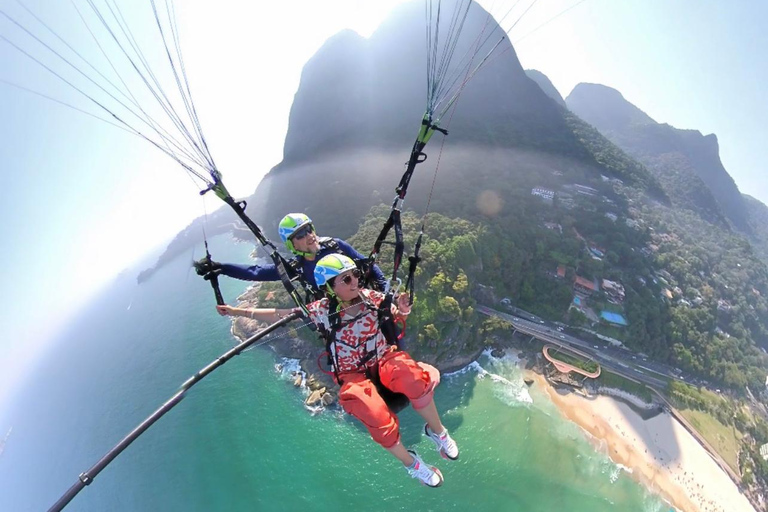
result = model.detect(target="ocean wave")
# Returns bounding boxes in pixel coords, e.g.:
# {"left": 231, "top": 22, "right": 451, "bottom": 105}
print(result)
{"left": 608, "top": 463, "right": 634, "bottom": 483}
{"left": 275, "top": 358, "right": 329, "bottom": 415}
{"left": 275, "top": 357, "right": 304, "bottom": 382}
{"left": 445, "top": 348, "right": 533, "bottom": 405}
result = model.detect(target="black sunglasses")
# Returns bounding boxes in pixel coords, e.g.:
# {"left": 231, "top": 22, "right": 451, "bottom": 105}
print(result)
{"left": 291, "top": 224, "right": 314, "bottom": 240}
{"left": 332, "top": 269, "right": 361, "bottom": 287}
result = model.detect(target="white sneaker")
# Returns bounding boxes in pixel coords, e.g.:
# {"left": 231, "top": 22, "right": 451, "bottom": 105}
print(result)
{"left": 425, "top": 424, "right": 459, "bottom": 460}
{"left": 405, "top": 450, "right": 443, "bottom": 487}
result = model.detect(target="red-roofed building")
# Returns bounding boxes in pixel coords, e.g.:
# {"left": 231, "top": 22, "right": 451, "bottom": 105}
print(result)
{"left": 574, "top": 275, "right": 598, "bottom": 295}
{"left": 556, "top": 265, "right": 566, "bottom": 279}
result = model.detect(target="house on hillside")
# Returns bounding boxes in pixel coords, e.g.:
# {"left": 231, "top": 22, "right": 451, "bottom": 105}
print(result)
{"left": 717, "top": 299, "right": 732, "bottom": 312}
{"left": 588, "top": 245, "right": 605, "bottom": 260}
{"left": 556, "top": 265, "right": 566, "bottom": 279}
{"left": 574, "top": 276, "right": 598, "bottom": 296}
{"left": 531, "top": 187, "right": 554, "bottom": 204}
{"left": 601, "top": 279, "right": 625, "bottom": 303}
{"left": 573, "top": 184, "right": 598, "bottom": 196}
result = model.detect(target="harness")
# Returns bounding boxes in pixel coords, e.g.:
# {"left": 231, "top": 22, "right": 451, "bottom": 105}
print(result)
{"left": 317, "top": 293, "right": 408, "bottom": 412}
{"left": 318, "top": 293, "right": 400, "bottom": 378}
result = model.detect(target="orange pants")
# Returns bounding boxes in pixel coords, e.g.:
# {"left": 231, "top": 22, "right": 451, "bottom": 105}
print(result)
{"left": 337, "top": 350, "right": 440, "bottom": 448}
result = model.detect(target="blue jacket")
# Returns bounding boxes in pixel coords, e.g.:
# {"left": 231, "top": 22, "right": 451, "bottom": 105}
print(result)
{"left": 219, "top": 238, "right": 387, "bottom": 291}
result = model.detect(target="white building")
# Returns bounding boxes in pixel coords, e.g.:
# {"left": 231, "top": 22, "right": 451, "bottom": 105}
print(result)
{"left": 531, "top": 187, "right": 554, "bottom": 204}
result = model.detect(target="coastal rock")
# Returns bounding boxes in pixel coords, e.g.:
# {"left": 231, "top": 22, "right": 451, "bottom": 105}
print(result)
{"left": 321, "top": 393, "right": 335, "bottom": 406}
{"left": 293, "top": 374, "right": 303, "bottom": 387}
{"left": 305, "top": 389, "right": 324, "bottom": 406}
{"left": 524, "top": 378, "right": 534, "bottom": 386}
{"left": 491, "top": 348, "right": 505, "bottom": 358}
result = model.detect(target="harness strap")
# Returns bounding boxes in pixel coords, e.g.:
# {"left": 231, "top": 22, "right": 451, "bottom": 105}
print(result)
{"left": 317, "top": 294, "right": 402, "bottom": 380}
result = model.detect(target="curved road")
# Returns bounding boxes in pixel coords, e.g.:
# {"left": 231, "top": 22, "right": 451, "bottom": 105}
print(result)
{"left": 477, "top": 305, "right": 668, "bottom": 388}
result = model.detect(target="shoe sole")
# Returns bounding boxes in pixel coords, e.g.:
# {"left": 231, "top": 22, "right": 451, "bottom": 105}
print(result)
{"left": 424, "top": 424, "right": 459, "bottom": 461}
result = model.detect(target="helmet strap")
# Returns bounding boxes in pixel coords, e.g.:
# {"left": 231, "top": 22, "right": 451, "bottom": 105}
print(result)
{"left": 286, "top": 226, "right": 317, "bottom": 258}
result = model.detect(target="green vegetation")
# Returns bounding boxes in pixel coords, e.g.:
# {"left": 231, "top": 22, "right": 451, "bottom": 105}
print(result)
{"left": 645, "top": 202, "right": 768, "bottom": 389}
{"left": 348, "top": 207, "right": 484, "bottom": 362}
{"left": 545, "top": 348, "right": 599, "bottom": 374}
{"left": 562, "top": 110, "right": 667, "bottom": 200}
{"left": 596, "top": 371, "right": 653, "bottom": 403}
{"left": 667, "top": 379, "right": 768, "bottom": 486}
{"left": 679, "top": 408, "right": 742, "bottom": 474}
{"left": 243, "top": 91, "right": 768, "bottom": 491}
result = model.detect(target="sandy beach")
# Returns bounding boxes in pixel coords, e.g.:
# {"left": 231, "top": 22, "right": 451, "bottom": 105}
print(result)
{"left": 529, "top": 371, "right": 756, "bottom": 512}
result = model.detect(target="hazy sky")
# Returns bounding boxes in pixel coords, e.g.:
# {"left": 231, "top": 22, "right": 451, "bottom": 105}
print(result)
{"left": 0, "top": 0, "right": 765, "bottom": 411}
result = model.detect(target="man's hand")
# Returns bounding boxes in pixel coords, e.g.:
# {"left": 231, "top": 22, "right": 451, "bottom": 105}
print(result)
{"left": 193, "top": 257, "right": 221, "bottom": 276}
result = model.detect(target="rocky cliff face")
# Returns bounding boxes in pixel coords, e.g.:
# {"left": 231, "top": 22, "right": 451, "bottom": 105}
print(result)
{"left": 279, "top": 3, "right": 571, "bottom": 165}
{"left": 566, "top": 83, "right": 749, "bottom": 233}
{"left": 243, "top": 2, "right": 659, "bottom": 237}
{"left": 744, "top": 194, "right": 768, "bottom": 262}
{"left": 525, "top": 69, "right": 566, "bottom": 108}
{"left": 143, "top": 2, "right": 666, "bottom": 273}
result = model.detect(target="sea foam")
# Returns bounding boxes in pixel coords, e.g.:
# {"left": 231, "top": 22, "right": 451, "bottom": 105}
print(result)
{"left": 445, "top": 348, "right": 533, "bottom": 405}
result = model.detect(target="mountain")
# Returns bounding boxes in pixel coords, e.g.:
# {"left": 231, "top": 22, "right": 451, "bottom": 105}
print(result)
{"left": 525, "top": 69, "right": 566, "bottom": 108}
{"left": 744, "top": 194, "right": 768, "bottom": 262}
{"left": 143, "top": 1, "right": 671, "bottom": 275}
{"left": 136, "top": 2, "right": 768, "bottom": 398}
{"left": 566, "top": 83, "right": 749, "bottom": 233}
{"left": 242, "top": 2, "right": 665, "bottom": 239}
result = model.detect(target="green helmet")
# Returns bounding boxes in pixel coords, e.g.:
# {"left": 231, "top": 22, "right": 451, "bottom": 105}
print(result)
{"left": 314, "top": 254, "right": 357, "bottom": 294}
{"left": 278, "top": 213, "right": 314, "bottom": 255}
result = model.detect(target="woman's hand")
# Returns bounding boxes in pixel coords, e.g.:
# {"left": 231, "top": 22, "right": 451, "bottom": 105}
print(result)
{"left": 216, "top": 305, "right": 233, "bottom": 316}
{"left": 395, "top": 293, "right": 412, "bottom": 315}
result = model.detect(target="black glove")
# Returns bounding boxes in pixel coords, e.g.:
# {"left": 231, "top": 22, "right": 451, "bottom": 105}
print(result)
{"left": 193, "top": 257, "right": 221, "bottom": 276}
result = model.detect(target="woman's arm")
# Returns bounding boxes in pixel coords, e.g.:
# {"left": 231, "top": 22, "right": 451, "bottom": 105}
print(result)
{"left": 216, "top": 305, "right": 298, "bottom": 324}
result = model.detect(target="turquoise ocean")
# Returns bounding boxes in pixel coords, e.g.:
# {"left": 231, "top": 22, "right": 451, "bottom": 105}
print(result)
{"left": 0, "top": 236, "right": 671, "bottom": 511}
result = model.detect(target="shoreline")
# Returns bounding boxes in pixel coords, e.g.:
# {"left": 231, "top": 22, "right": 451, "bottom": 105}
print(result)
{"left": 527, "top": 369, "right": 756, "bottom": 512}
{"left": 227, "top": 289, "right": 755, "bottom": 511}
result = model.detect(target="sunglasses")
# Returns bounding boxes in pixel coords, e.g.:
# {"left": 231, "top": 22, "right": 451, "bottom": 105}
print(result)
{"left": 291, "top": 224, "right": 314, "bottom": 241}
{"left": 333, "top": 269, "right": 361, "bottom": 287}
